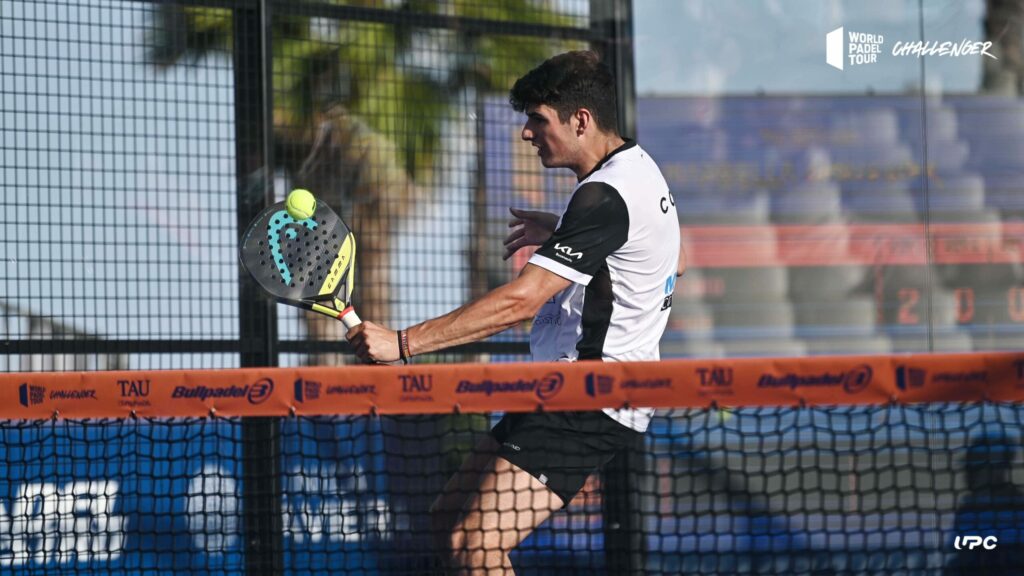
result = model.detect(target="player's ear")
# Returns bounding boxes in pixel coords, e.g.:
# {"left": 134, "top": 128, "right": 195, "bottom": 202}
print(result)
{"left": 574, "top": 108, "right": 591, "bottom": 136}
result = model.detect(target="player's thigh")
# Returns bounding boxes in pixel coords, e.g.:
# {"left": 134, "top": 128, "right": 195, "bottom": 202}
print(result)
{"left": 456, "top": 455, "right": 563, "bottom": 552}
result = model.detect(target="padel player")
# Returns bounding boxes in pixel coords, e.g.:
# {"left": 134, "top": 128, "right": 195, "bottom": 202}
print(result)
{"left": 347, "top": 50, "right": 682, "bottom": 575}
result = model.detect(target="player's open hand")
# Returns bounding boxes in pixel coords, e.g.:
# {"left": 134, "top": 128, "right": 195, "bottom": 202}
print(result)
{"left": 503, "top": 207, "right": 559, "bottom": 260}
{"left": 346, "top": 321, "right": 400, "bottom": 364}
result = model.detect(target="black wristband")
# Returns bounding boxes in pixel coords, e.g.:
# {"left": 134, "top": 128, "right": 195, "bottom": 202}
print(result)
{"left": 397, "top": 329, "right": 410, "bottom": 362}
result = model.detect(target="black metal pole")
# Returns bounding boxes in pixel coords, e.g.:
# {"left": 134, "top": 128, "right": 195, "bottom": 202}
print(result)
{"left": 591, "top": 0, "right": 637, "bottom": 140}
{"left": 234, "top": 2, "right": 284, "bottom": 574}
{"left": 601, "top": 431, "right": 646, "bottom": 575}
{"left": 591, "top": 1, "right": 644, "bottom": 572}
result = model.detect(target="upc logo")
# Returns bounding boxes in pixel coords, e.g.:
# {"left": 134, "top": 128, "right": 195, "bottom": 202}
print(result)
{"left": 954, "top": 535, "right": 997, "bottom": 550}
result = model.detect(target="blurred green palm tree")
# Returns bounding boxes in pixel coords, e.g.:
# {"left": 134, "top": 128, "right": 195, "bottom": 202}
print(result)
{"left": 149, "top": 1, "right": 579, "bottom": 363}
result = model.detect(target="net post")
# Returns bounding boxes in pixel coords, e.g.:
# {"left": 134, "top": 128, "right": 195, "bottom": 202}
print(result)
{"left": 602, "top": 431, "right": 646, "bottom": 574}
{"left": 234, "top": 1, "right": 284, "bottom": 574}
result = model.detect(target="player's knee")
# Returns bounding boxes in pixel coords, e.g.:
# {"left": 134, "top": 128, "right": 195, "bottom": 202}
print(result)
{"left": 437, "top": 527, "right": 473, "bottom": 570}
{"left": 446, "top": 537, "right": 495, "bottom": 572}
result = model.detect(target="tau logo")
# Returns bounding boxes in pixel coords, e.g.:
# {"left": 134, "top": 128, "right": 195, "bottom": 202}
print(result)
{"left": 553, "top": 243, "right": 582, "bottom": 261}
{"left": 696, "top": 367, "right": 733, "bottom": 387}
{"left": 954, "top": 535, "right": 997, "bottom": 550}
{"left": 399, "top": 374, "right": 432, "bottom": 393}
{"left": 117, "top": 379, "right": 150, "bottom": 398}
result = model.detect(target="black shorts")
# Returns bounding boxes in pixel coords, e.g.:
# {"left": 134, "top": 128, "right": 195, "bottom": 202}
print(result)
{"left": 490, "top": 410, "right": 642, "bottom": 507}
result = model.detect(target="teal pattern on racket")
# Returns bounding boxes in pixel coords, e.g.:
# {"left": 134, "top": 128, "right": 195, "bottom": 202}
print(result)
{"left": 239, "top": 192, "right": 361, "bottom": 330}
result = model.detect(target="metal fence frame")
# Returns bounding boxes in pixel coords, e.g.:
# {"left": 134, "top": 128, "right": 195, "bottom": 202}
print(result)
{"left": 1, "top": 1, "right": 638, "bottom": 573}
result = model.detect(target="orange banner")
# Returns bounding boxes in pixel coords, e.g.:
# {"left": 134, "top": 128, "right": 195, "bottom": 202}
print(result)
{"left": 684, "top": 222, "right": 1024, "bottom": 268}
{"left": 0, "top": 352, "right": 1021, "bottom": 420}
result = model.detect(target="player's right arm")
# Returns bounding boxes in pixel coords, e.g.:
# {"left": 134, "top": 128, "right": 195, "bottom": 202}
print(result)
{"left": 402, "top": 263, "right": 570, "bottom": 357}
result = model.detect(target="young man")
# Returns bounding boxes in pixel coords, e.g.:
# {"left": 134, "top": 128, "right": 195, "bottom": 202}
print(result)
{"left": 346, "top": 50, "right": 681, "bottom": 574}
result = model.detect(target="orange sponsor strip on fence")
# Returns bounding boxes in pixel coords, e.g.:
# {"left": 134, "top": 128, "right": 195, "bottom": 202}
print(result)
{"left": 0, "top": 351, "right": 1021, "bottom": 420}
{"left": 683, "top": 222, "right": 1024, "bottom": 268}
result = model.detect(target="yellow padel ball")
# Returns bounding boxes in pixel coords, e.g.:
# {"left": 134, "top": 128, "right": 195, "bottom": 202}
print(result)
{"left": 286, "top": 188, "right": 317, "bottom": 220}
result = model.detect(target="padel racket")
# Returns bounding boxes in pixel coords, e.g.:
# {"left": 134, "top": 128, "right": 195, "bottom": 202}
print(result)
{"left": 239, "top": 192, "right": 361, "bottom": 329}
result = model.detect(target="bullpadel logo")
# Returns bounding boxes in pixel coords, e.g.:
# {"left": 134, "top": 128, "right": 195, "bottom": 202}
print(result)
{"left": 826, "top": 26, "right": 995, "bottom": 70}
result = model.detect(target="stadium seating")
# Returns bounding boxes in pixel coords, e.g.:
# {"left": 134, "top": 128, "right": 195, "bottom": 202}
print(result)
{"left": 640, "top": 95, "right": 1023, "bottom": 358}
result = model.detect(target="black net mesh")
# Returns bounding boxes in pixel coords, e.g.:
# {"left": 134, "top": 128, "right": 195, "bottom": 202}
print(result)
{"left": 0, "top": 405, "right": 1021, "bottom": 574}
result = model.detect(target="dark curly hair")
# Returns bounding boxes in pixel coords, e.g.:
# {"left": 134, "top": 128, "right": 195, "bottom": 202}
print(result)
{"left": 509, "top": 50, "right": 619, "bottom": 134}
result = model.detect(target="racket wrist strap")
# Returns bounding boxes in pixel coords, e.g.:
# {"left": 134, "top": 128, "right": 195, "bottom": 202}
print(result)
{"left": 398, "top": 329, "right": 411, "bottom": 361}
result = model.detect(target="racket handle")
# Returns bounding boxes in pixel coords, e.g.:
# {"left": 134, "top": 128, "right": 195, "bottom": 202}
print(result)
{"left": 340, "top": 307, "right": 361, "bottom": 329}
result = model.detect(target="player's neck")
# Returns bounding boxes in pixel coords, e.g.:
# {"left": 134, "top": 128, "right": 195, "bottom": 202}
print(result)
{"left": 573, "top": 134, "right": 626, "bottom": 180}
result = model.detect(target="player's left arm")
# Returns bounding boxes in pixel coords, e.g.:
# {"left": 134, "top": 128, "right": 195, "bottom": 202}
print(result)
{"left": 346, "top": 264, "right": 570, "bottom": 362}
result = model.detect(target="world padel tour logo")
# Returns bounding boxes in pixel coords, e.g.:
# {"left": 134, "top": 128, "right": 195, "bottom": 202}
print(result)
{"left": 294, "top": 378, "right": 375, "bottom": 402}
{"left": 584, "top": 373, "right": 672, "bottom": 397}
{"left": 895, "top": 366, "right": 988, "bottom": 390}
{"left": 826, "top": 26, "right": 995, "bottom": 70}
{"left": 18, "top": 383, "right": 45, "bottom": 407}
{"left": 19, "top": 383, "right": 97, "bottom": 406}
{"left": 585, "top": 373, "right": 614, "bottom": 397}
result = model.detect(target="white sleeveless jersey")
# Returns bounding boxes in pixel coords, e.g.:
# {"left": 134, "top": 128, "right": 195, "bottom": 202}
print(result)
{"left": 528, "top": 141, "right": 680, "bottom": 432}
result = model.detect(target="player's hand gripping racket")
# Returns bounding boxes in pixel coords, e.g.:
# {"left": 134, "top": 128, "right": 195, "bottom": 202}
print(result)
{"left": 239, "top": 189, "right": 361, "bottom": 330}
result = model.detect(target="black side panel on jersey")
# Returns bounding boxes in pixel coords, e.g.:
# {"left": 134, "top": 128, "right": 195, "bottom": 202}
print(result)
{"left": 534, "top": 182, "right": 629, "bottom": 279}
{"left": 578, "top": 262, "right": 615, "bottom": 360}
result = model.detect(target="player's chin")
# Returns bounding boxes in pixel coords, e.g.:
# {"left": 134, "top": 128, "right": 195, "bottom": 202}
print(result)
{"left": 538, "top": 153, "right": 566, "bottom": 169}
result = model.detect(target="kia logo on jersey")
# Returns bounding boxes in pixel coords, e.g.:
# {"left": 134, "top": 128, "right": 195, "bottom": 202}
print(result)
{"left": 554, "top": 243, "right": 583, "bottom": 261}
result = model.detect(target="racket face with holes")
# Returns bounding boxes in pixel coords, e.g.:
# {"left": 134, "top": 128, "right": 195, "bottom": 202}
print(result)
{"left": 239, "top": 199, "right": 356, "bottom": 313}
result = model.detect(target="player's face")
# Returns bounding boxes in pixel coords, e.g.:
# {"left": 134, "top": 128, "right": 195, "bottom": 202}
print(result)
{"left": 521, "top": 104, "right": 580, "bottom": 170}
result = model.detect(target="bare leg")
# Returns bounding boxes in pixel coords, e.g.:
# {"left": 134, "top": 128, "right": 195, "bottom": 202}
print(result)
{"left": 445, "top": 456, "right": 564, "bottom": 575}
{"left": 430, "top": 436, "right": 501, "bottom": 555}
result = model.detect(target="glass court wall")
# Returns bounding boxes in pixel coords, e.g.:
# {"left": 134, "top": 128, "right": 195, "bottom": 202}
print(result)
{"left": 635, "top": 0, "right": 1024, "bottom": 359}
